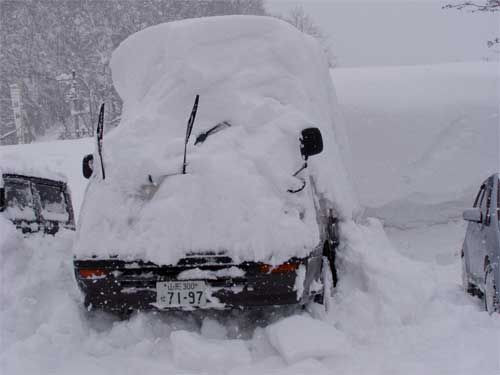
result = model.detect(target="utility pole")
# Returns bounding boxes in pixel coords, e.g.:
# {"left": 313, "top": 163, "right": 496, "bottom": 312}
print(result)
{"left": 68, "top": 71, "right": 79, "bottom": 138}
{"left": 9, "top": 83, "right": 25, "bottom": 144}
{"left": 60, "top": 70, "right": 91, "bottom": 138}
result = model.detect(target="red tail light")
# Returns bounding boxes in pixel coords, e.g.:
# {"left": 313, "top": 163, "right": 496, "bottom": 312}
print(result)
{"left": 260, "top": 262, "right": 299, "bottom": 274}
{"left": 78, "top": 269, "right": 108, "bottom": 278}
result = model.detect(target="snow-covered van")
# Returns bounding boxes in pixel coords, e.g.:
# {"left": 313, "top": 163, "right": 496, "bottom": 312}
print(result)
{"left": 0, "top": 169, "right": 75, "bottom": 235}
{"left": 73, "top": 16, "right": 358, "bottom": 315}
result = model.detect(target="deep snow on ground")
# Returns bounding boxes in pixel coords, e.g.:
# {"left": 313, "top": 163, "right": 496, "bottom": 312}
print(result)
{"left": 1, "top": 215, "right": 498, "bottom": 375}
{"left": 1, "top": 61, "right": 500, "bottom": 374}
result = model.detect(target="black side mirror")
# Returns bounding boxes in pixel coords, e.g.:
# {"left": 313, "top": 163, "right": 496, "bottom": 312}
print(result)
{"left": 300, "top": 127, "right": 323, "bottom": 160}
{"left": 82, "top": 154, "right": 94, "bottom": 179}
{"left": 288, "top": 127, "right": 324, "bottom": 194}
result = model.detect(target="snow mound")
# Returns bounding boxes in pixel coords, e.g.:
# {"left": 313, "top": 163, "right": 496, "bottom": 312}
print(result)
{"left": 333, "top": 218, "right": 436, "bottom": 333}
{"left": 0, "top": 218, "right": 78, "bottom": 357}
{"left": 266, "top": 314, "right": 350, "bottom": 363}
{"left": 75, "top": 16, "right": 358, "bottom": 264}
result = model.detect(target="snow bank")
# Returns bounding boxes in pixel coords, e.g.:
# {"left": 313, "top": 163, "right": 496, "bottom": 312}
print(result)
{"left": 75, "top": 16, "right": 358, "bottom": 264}
{"left": 333, "top": 218, "right": 435, "bottom": 334}
{"left": 332, "top": 62, "right": 499, "bottom": 226}
{"left": 0, "top": 218, "right": 78, "bottom": 358}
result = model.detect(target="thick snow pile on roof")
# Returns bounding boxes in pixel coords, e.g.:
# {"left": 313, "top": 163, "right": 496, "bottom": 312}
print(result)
{"left": 74, "top": 16, "right": 358, "bottom": 264}
{"left": 0, "top": 153, "right": 67, "bottom": 186}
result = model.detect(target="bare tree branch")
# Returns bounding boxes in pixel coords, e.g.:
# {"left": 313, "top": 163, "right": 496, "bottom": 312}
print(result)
{"left": 443, "top": 0, "right": 500, "bottom": 12}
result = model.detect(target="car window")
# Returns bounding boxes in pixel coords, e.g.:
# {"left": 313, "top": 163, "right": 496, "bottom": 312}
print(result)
{"left": 33, "top": 182, "right": 69, "bottom": 223}
{"left": 473, "top": 185, "right": 485, "bottom": 208}
{"left": 4, "top": 178, "right": 36, "bottom": 221}
{"left": 481, "top": 184, "right": 492, "bottom": 226}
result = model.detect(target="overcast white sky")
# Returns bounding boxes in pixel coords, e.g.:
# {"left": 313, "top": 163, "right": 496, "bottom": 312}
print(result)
{"left": 266, "top": 0, "right": 499, "bottom": 67}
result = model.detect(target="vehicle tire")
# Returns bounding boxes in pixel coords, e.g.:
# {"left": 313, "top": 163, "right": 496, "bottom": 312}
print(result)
{"left": 484, "top": 265, "right": 499, "bottom": 315}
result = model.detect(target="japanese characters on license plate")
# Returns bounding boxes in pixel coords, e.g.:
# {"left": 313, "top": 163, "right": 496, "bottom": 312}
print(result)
{"left": 156, "top": 280, "right": 206, "bottom": 307}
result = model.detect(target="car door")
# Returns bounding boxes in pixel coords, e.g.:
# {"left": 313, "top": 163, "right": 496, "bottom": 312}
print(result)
{"left": 465, "top": 182, "right": 487, "bottom": 284}
{"left": 474, "top": 178, "right": 493, "bottom": 283}
{"left": 484, "top": 176, "right": 500, "bottom": 275}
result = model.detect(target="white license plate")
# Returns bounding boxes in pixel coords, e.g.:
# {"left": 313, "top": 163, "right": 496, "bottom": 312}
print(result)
{"left": 156, "top": 280, "right": 206, "bottom": 307}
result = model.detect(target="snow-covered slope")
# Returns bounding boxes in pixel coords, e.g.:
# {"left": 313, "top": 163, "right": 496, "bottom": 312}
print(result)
{"left": 75, "top": 16, "right": 358, "bottom": 264}
{"left": 332, "top": 62, "right": 499, "bottom": 227}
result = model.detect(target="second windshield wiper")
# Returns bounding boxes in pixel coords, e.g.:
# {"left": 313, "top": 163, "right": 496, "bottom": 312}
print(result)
{"left": 194, "top": 121, "right": 231, "bottom": 145}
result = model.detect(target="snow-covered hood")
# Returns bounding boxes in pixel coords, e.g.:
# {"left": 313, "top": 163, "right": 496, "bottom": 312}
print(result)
{"left": 74, "top": 16, "right": 359, "bottom": 265}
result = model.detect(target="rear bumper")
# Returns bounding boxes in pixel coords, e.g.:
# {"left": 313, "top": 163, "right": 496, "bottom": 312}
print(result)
{"left": 74, "top": 256, "right": 322, "bottom": 313}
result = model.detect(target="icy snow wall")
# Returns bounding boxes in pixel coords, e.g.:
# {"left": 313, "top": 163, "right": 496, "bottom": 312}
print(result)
{"left": 74, "top": 16, "right": 358, "bottom": 265}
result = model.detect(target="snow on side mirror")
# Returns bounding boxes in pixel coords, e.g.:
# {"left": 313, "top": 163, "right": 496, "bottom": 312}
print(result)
{"left": 82, "top": 154, "right": 94, "bottom": 179}
{"left": 300, "top": 127, "right": 323, "bottom": 160}
{"left": 463, "top": 208, "right": 482, "bottom": 223}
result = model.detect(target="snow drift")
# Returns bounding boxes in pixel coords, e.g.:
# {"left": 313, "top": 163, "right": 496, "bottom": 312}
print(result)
{"left": 74, "top": 16, "right": 358, "bottom": 265}
{"left": 331, "top": 62, "right": 500, "bottom": 227}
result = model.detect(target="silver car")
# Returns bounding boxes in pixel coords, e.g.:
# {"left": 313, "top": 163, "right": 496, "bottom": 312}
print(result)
{"left": 462, "top": 173, "right": 499, "bottom": 314}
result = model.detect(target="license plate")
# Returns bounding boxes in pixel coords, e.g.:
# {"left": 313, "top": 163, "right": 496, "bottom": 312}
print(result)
{"left": 156, "top": 280, "right": 206, "bottom": 307}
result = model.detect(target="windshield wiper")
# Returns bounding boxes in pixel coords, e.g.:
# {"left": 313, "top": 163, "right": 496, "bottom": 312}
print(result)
{"left": 194, "top": 121, "right": 231, "bottom": 145}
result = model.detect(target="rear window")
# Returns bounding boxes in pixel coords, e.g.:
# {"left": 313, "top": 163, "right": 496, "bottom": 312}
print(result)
{"left": 2, "top": 176, "right": 70, "bottom": 224}
{"left": 4, "top": 178, "right": 36, "bottom": 221}
{"left": 34, "top": 183, "right": 69, "bottom": 223}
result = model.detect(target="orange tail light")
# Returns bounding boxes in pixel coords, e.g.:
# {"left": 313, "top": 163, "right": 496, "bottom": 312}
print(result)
{"left": 78, "top": 269, "right": 108, "bottom": 278}
{"left": 260, "top": 262, "right": 299, "bottom": 274}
